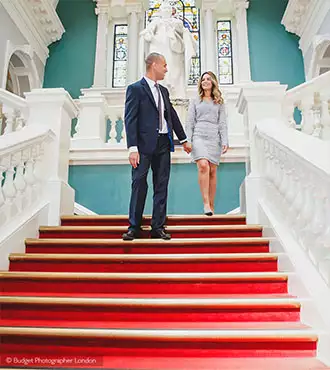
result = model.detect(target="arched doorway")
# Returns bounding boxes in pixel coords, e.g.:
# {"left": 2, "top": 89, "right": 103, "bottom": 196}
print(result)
{"left": 5, "top": 52, "right": 32, "bottom": 97}
{"left": 308, "top": 37, "right": 330, "bottom": 80}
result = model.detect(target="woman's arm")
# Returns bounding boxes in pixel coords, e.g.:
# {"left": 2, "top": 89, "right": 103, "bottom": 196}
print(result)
{"left": 185, "top": 98, "right": 197, "bottom": 143}
{"left": 219, "top": 103, "right": 229, "bottom": 150}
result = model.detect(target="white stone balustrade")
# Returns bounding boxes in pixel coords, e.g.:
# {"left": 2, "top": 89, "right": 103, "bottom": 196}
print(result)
{"left": 255, "top": 118, "right": 330, "bottom": 284}
{"left": 70, "top": 85, "right": 247, "bottom": 164}
{"left": 0, "top": 126, "right": 53, "bottom": 227}
{"left": 284, "top": 70, "right": 330, "bottom": 139}
{"left": 0, "top": 88, "right": 28, "bottom": 135}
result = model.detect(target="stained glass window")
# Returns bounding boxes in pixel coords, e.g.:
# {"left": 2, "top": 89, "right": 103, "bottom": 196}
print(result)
{"left": 112, "top": 25, "right": 128, "bottom": 88}
{"left": 217, "top": 21, "right": 233, "bottom": 84}
{"left": 146, "top": 0, "right": 201, "bottom": 85}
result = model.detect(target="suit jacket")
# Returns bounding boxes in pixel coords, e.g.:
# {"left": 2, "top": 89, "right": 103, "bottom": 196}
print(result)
{"left": 124, "top": 77, "right": 187, "bottom": 155}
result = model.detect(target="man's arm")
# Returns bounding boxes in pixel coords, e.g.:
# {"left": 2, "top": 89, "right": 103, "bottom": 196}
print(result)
{"left": 124, "top": 84, "right": 140, "bottom": 167}
{"left": 170, "top": 104, "right": 187, "bottom": 143}
{"left": 124, "top": 84, "right": 139, "bottom": 150}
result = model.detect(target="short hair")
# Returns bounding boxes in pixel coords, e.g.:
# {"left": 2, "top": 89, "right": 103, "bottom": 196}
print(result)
{"left": 145, "top": 52, "right": 164, "bottom": 71}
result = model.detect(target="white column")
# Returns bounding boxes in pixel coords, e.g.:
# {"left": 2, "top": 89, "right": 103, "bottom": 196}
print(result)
{"left": 93, "top": 1, "right": 109, "bottom": 87}
{"left": 203, "top": 7, "right": 216, "bottom": 73}
{"left": 127, "top": 10, "right": 139, "bottom": 84}
{"left": 234, "top": 0, "right": 251, "bottom": 82}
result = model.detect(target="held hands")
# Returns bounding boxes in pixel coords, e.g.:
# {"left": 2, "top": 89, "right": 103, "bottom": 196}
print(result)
{"left": 222, "top": 145, "right": 228, "bottom": 154}
{"left": 183, "top": 142, "right": 192, "bottom": 154}
{"left": 129, "top": 152, "right": 140, "bottom": 168}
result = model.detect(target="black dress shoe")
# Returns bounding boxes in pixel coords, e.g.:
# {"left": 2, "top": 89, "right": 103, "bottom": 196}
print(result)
{"left": 122, "top": 229, "right": 140, "bottom": 241}
{"left": 150, "top": 229, "right": 171, "bottom": 240}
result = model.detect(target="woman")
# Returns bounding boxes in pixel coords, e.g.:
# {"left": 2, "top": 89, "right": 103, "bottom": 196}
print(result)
{"left": 185, "top": 71, "right": 228, "bottom": 216}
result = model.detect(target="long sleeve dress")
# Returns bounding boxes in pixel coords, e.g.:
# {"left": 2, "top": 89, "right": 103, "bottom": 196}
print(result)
{"left": 185, "top": 98, "right": 229, "bottom": 166}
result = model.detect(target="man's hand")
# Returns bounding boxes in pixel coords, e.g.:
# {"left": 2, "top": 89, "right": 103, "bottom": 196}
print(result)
{"left": 222, "top": 145, "right": 228, "bottom": 154}
{"left": 183, "top": 142, "right": 192, "bottom": 154}
{"left": 129, "top": 152, "right": 140, "bottom": 168}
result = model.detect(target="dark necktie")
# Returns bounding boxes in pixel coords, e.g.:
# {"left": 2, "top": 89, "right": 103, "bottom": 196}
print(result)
{"left": 155, "top": 83, "right": 163, "bottom": 132}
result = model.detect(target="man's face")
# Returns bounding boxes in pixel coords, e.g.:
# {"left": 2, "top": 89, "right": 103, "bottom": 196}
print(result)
{"left": 153, "top": 57, "right": 168, "bottom": 81}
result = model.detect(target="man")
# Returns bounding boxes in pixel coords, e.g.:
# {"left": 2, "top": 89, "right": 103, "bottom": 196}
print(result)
{"left": 122, "top": 52, "right": 191, "bottom": 241}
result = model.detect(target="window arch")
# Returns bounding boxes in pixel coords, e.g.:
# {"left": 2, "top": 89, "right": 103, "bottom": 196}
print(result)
{"left": 146, "top": 0, "right": 201, "bottom": 85}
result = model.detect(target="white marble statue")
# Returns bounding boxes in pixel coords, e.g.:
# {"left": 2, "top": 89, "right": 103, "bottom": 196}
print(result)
{"left": 140, "top": 0, "right": 197, "bottom": 98}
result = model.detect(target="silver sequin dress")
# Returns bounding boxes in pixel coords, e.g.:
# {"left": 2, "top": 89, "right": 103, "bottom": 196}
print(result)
{"left": 185, "top": 98, "right": 229, "bottom": 166}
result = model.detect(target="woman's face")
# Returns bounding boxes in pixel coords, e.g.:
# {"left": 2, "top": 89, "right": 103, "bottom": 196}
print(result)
{"left": 201, "top": 73, "right": 213, "bottom": 91}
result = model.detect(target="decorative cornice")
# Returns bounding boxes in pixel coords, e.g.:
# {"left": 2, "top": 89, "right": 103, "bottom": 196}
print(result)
{"left": 281, "top": 0, "right": 330, "bottom": 54}
{"left": 94, "top": 0, "right": 110, "bottom": 15}
{"left": 0, "top": 0, "right": 64, "bottom": 64}
{"left": 282, "top": 0, "right": 311, "bottom": 36}
{"left": 234, "top": 0, "right": 249, "bottom": 11}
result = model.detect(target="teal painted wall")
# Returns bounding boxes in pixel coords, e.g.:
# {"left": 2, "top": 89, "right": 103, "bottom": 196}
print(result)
{"left": 247, "top": 0, "right": 305, "bottom": 88}
{"left": 43, "top": 0, "right": 97, "bottom": 98}
{"left": 69, "top": 163, "right": 246, "bottom": 215}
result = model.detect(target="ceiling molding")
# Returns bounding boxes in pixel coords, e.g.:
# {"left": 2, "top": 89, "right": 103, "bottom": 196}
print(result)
{"left": 0, "top": 0, "right": 65, "bottom": 65}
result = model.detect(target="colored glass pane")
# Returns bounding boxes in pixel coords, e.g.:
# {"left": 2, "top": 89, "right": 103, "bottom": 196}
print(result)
{"left": 112, "top": 25, "right": 128, "bottom": 88}
{"left": 217, "top": 20, "right": 233, "bottom": 84}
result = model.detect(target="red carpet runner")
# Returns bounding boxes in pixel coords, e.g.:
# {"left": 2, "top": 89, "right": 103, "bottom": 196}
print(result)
{"left": 0, "top": 214, "right": 328, "bottom": 369}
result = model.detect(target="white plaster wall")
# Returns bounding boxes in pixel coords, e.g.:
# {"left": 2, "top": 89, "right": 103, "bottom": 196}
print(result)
{"left": 0, "top": 3, "right": 45, "bottom": 90}
{"left": 303, "top": 45, "right": 313, "bottom": 78}
{"left": 0, "top": 3, "right": 27, "bottom": 87}
{"left": 318, "top": 9, "right": 330, "bottom": 35}
{"left": 32, "top": 51, "right": 45, "bottom": 87}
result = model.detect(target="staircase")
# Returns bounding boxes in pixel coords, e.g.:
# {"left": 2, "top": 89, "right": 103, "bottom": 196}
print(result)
{"left": 0, "top": 214, "right": 328, "bottom": 369}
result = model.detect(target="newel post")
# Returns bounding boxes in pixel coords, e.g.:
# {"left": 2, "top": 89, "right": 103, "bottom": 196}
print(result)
{"left": 25, "top": 88, "right": 79, "bottom": 225}
{"left": 237, "top": 82, "right": 287, "bottom": 223}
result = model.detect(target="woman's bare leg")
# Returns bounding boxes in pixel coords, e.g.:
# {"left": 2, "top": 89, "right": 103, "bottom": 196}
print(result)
{"left": 209, "top": 163, "right": 218, "bottom": 213}
{"left": 197, "top": 159, "right": 211, "bottom": 212}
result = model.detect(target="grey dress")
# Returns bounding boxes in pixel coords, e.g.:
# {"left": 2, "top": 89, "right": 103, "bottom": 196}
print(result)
{"left": 185, "top": 98, "right": 229, "bottom": 166}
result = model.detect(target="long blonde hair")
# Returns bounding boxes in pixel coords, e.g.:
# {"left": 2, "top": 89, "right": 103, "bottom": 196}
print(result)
{"left": 198, "top": 71, "right": 224, "bottom": 105}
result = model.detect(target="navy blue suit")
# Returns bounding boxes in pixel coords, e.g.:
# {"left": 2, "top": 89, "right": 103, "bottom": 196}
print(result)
{"left": 124, "top": 77, "right": 187, "bottom": 231}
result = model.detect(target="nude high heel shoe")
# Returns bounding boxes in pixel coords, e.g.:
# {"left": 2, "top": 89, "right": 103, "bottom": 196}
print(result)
{"left": 204, "top": 205, "right": 213, "bottom": 216}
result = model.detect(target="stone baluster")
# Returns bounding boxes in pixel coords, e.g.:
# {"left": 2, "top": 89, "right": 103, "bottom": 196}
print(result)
{"left": 108, "top": 116, "right": 117, "bottom": 144}
{"left": 320, "top": 92, "right": 330, "bottom": 139}
{"left": 0, "top": 166, "right": 6, "bottom": 223}
{"left": 107, "top": 107, "right": 124, "bottom": 145}
{"left": 300, "top": 97, "right": 315, "bottom": 135}
{"left": 3, "top": 106, "right": 14, "bottom": 134}
{"left": 14, "top": 109, "right": 26, "bottom": 131}
{"left": 1, "top": 154, "right": 17, "bottom": 219}
{"left": 12, "top": 150, "right": 26, "bottom": 212}
{"left": 120, "top": 120, "right": 126, "bottom": 145}
{"left": 284, "top": 101, "right": 297, "bottom": 129}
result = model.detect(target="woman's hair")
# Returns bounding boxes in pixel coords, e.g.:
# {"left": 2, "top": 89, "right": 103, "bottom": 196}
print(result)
{"left": 198, "top": 71, "right": 224, "bottom": 105}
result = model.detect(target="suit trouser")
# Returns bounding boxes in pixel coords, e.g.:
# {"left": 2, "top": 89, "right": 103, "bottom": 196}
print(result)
{"left": 128, "top": 135, "right": 170, "bottom": 231}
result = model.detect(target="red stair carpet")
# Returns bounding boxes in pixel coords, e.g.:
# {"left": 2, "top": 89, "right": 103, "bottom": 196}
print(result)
{"left": 0, "top": 214, "right": 328, "bottom": 369}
